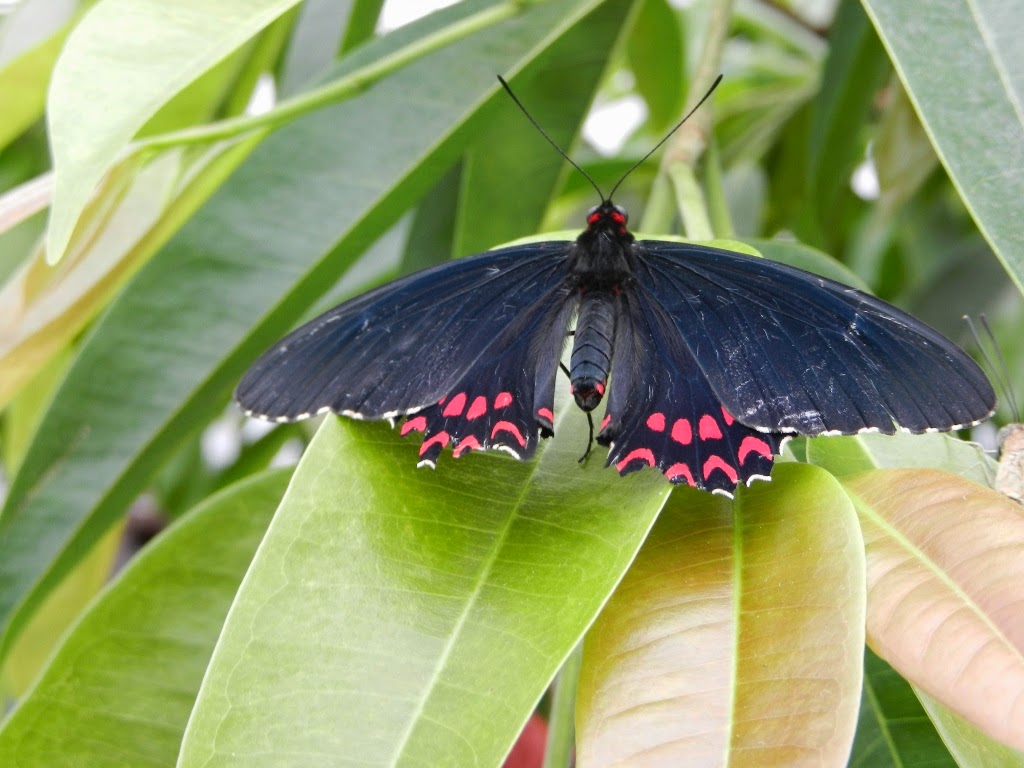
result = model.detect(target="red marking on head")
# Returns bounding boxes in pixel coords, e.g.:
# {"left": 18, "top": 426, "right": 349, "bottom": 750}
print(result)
{"left": 699, "top": 415, "right": 723, "bottom": 440}
{"left": 671, "top": 418, "right": 692, "bottom": 445}
{"left": 400, "top": 416, "right": 427, "bottom": 435}
{"left": 665, "top": 462, "right": 695, "bottom": 486}
{"left": 595, "top": 381, "right": 605, "bottom": 395}
{"left": 721, "top": 406, "right": 735, "bottom": 426}
{"left": 491, "top": 420, "right": 526, "bottom": 447}
{"left": 738, "top": 435, "right": 773, "bottom": 464}
{"left": 703, "top": 455, "right": 738, "bottom": 483}
{"left": 646, "top": 412, "right": 666, "bottom": 432}
{"left": 611, "top": 211, "right": 626, "bottom": 224}
{"left": 615, "top": 448, "right": 656, "bottom": 472}
{"left": 537, "top": 407, "right": 554, "bottom": 423}
{"left": 494, "top": 392, "right": 513, "bottom": 409}
{"left": 419, "top": 431, "right": 450, "bottom": 456}
{"left": 453, "top": 435, "right": 481, "bottom": 458}
{"left": 587, "top": 211, "right": 601, "bottom": 225}
{"left": 442, "top": 392, "right": 466, "bottom": 418}
{"left": 467, "top": 396, "right": 488, "bottom": 421}
{"left": 601, "top": 414, "right": 611, "bottom": 430}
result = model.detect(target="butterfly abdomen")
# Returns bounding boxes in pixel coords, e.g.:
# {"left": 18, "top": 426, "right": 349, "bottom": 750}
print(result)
{"left": 570, "top": 290, "right": 618, "bottom": 411}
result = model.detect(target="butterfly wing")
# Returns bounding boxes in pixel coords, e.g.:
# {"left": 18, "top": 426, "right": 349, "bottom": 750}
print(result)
{"left": 236, "top": 242, "right": 574, "bottom": 452}
{"left": 599, "top": 290, "right": 782, "bottom": 495}
{"left": 633, "top": 241, "right": 995, "bottom": 435}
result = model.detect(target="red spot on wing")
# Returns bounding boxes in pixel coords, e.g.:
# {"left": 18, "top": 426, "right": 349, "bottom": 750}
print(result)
{"left": 738, "top": 435, "right": 773, "bottom": 464}
{"left": 646, "top": 412, "right": 666, "bottom": 432}
{"left": 491, "top": 421, "right": 526, "bottom": 447}
{"left": 601, "top": 414, "right": 611, "bottom": 430}
{"left": 401, "top": 416, "right": 427, "bottom": 435}
{"left": 467, "top": 396, "right": 488, "bottom": 421}
{"left": 453, "top": 435, "right": 481, "bottom": 457}
{"left": 665, "top": 463, "right": 695, "bottom": 486}
{"left": 703, "top": 455, "right": 738, "bottom": 483}
{"left": 671, "top": 418, "right": 692, "bottom": 445}
{"left": 438, "top": 396, "right": 447, "bottom": 405}
{"left": 616, "top": 448, "right": 656, "bottom": 472}
{"left": 699, "top": 415, "right": 723, "bottom": 440}
{"left": 419, "top": 431, "right": 450, "bottom": 456}
{"left": 721, "top": 406, "right": 735, "bottom": 426}
{"left": 537, "top": 407, "right": 554, "bottom": 423}
{"left": 442, "top": 392, "right": 466, "bottom": 417}
{"left": 494, "top": 392, "right": 513, "bottom": 409}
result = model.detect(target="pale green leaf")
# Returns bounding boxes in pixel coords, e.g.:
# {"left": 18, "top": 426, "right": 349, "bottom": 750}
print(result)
{"left": 45, "top": 0, "right": 305, "bottom": 264}
{"left": 178, "top": 414, "right": 668, "bottom": 767}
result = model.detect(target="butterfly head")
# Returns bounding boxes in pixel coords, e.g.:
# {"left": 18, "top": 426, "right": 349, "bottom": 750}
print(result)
{"left": 585, "top": 201, "right": 630, "bottom": 237}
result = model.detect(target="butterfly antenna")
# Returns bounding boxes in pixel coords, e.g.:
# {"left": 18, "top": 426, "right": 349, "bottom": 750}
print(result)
{"left": 964, "top": 314, "right": 1020, "bottom": 421}
{"left": 607, "top": 74, "right": 724, "bottom": 201}
{"left": 497, "top": 75, "right": 605, "bottom": 201}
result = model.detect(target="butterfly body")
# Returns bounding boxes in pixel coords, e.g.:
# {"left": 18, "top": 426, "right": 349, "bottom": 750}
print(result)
{"left": 237, "top": 200, "right": 994, "bottom": 496}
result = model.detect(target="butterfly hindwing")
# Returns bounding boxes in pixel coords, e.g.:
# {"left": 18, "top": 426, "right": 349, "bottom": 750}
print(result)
{"left": 599, "top": 290, "right": 782, "bottom": 494}
{"left": 634, "top": 241, "right": 996, "bottom": 435}
{"left": 401, "top": 293, "right": 575, "bottom": 465}
{"left": 236, "top": 242, "right": 573, "bottom": 422}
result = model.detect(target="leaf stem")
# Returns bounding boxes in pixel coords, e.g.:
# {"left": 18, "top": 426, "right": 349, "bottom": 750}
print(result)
{"left": 135, "top": 1, "right": 525, "bottom": 154}
{"left": 542, "top": 642, "right": 583, "bottom": 768}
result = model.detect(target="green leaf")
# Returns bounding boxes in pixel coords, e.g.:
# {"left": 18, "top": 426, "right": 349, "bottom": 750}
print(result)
{"left": 0, "top": 0, "right": 630, "bottom": 671}
{"left": 45, "top": 0, "right": 306, "bottom": 265}
{"left": 278, "top": 0, "right": 357, "bottom": 96}
{"left": 849, "top": 648, "right": 955, "bottom": 767}
{"left": 0, "top": 470, "right": 289, "bottom": 766}
{"left": 916, "top": 689, "right": 1024, "bottom": 767}
{"left": 859, "top": 0, "right": 1024, "bottom": 295}
{"left": 178, "top": 415, "right": 668, "bottom": 766}
{"left": 0, "top": 26, "right": 69, "bottom": 152}
{"left": 800, "top": 0, "right": 889, "bottom": 248}
{"left": 627, "top": 0, "right": 686, "bottom": 133}
{"left": 454, "top": 5, "right": 628, "bottom": 256}
{"left": 874, "top": 77, "right": 939, "bottom": 215}
{"left": 577, "top": 464, "right": 865, "bottom": 765}
{"left": 807, "top": 430, "right": 995, "bottom": 488}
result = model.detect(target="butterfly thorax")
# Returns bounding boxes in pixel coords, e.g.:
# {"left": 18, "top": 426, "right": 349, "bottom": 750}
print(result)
{"left": 568, "top": 201, "right": 636, "bottom": 411}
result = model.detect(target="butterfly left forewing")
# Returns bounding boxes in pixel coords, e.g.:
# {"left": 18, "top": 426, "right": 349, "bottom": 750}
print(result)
{"left": 236, "top": 242, "right": 572, "bottom": 423}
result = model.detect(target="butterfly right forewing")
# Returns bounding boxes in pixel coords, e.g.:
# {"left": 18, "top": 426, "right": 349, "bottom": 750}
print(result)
{"left": 634, "top": 241, "right": 996, "bottom": 436}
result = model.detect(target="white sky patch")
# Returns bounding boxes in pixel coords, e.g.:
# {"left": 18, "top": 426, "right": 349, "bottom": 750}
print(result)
{"left": 378, "top": 0, "right": 460, "bottom": 32}
{"left": 584, "top": 95, "right": 648, "bottom": 156}
{"left": 246, "top": 73, "right": 277, "bottom": 116}
{"left": 201, "top": 416, "right": 242, "bottom": 470}
{"left": 851, "top": 157, "right": 880, "bottom": 201}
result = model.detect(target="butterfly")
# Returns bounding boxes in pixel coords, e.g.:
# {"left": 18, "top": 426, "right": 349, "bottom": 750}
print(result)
{"left": 236, "top": 80, "right": 995, "bottom": 497}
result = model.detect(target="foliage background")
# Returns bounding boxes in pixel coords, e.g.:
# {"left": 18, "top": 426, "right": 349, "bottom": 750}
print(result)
{"left": 0, "top": 0, "right": 1023, "bottom": 765}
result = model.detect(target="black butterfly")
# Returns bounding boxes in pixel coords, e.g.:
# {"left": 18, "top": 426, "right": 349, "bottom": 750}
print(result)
{"left": 236, "top": 82, "right": 995, "bottom": 497}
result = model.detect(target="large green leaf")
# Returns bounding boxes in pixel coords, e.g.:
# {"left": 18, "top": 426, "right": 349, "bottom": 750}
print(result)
{"left": 178, "top": 413, "right": 668, "bottom": 766}
{"left": 576, "top": 464, "right": 865, "bottom": 765}
{"left": 800, "top": 0, "right": 888, "bottom": 248}
{"left": 0, "top": 470, "right": 289, "bottom": 766}
{"left": 859, "top": 0, "right": 1024, "bottom": 294}
{"left": 45, "top": 0, "right": 306, "bottom": 265}
{"left": 849, "top": 648, "right": 955, "bottom": 767}
{"left": 0, "top": 0, "right": 629, "bottom": 670}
